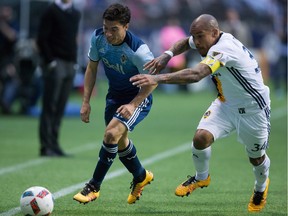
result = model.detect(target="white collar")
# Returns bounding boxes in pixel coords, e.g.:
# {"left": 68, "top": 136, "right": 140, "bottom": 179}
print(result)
{"left": 55, "top": 0, "right": 73, "bottom": 11}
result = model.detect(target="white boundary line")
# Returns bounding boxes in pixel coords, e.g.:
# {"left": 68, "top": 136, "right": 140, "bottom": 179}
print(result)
{"left": 0, "top": 142, "right": 191, "bottom": 216}
{"left": 0, "top": 106, "right": 286, "bottom": 177}
{"left": 0, "top": 143, "right": 98, "bottom": 176}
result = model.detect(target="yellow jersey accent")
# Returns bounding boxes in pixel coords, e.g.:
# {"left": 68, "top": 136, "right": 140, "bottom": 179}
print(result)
{"left": 213, "top": 76, "right": 225, "bottom": 102}
{"left": 200, "top": 55, "right": 221, "bottom": 73}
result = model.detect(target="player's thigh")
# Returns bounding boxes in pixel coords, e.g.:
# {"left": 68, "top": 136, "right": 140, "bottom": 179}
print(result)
{"left": 238, "top": 110, "right": 270, "bottom": 158}
{"left": 197, "top": 99, "right": 235, "bottom": 141}
{"left": 114, "top": 95, "right": 152, "bottom": 131}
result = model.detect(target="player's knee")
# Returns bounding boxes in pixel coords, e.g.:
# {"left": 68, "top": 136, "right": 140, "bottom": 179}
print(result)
{"left": 249, "top": 154, "right": 265, "bottom": 166}
{"left": 104, "top": 128, "right": 120, "bottom": 144}
{"left": 193, "top": 129, "right": 214, "bottom": 149}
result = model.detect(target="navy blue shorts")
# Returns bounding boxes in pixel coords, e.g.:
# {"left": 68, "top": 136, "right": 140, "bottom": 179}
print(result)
{"left": 105, "top": 94, "right": 153, "bottom": 131}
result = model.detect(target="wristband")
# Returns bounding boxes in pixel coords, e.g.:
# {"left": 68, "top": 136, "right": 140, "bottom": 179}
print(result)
{"left": 164, "top": 50, "right": 174, "bottom": 58}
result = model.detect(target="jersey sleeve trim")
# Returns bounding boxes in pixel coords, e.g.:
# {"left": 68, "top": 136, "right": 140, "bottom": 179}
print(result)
{"left": 88, "top": 57, "right": 98, "bottom": 62}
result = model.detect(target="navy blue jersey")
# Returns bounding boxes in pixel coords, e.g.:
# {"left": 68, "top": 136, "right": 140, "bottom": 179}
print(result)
{"left": 88, "top": 28, "right": 154, "bottom": 100}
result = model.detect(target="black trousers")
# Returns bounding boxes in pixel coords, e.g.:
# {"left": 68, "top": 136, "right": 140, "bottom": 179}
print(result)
{"left": 39, "top": 59, "right": 76, "bottom": 152}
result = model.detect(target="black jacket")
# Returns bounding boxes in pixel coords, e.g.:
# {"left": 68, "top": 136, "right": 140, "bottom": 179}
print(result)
{"left": 37, "top": 3, "right": 81, "bottom": 64}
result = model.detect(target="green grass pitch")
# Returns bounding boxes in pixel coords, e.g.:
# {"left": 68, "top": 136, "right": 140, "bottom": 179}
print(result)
{"left": 0, "top": 82, "right": 287, "bottom": 216}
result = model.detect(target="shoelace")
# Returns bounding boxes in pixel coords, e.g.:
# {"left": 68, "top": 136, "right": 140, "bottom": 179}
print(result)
{"left": 182, "top": 175, "right": 197, "bottom": 186}
{"left": 252, "top": 191, "right": 264, "bottom": 205}
{"left": 81, "top": 183, "right": 95, "bottom": 196}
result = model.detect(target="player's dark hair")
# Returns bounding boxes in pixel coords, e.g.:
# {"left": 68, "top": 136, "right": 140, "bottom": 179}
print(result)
{"left": 103, "top": 3, "right": 131, "bottom": 25}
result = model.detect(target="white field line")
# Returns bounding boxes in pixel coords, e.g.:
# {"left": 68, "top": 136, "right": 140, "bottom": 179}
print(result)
{"left": 0, "top": 142, "right": 191, "bottom": 216}
{"left": 0, "top": 143, "right": 98, "bottom": 176}
{"left": 0, "top": 106, "right": 286, "bottom": 216}
{"left": 0, "top": 106, "right": 286, "bottom": 177}
{"left": 0, "top": 106, "right": 285, "bottom": 177}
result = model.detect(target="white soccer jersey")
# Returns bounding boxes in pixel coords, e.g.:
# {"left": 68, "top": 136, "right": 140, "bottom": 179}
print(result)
{"left": 189, "top": 33, "right": 270, "bottom": 113}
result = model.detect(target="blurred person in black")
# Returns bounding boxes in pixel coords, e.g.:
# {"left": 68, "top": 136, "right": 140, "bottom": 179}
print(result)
{"left": 37, "top": 0, "right": 81, "bottom": 157}
{"left": 0, "top": 5, "right": 19, "bottom": 114}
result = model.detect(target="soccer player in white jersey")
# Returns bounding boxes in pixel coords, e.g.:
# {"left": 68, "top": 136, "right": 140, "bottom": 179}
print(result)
{"left": 130, "top": 14, "right": 271, "bottom": 212}
{"left": 73, "top": 3, "right": 156, "bottom": 204}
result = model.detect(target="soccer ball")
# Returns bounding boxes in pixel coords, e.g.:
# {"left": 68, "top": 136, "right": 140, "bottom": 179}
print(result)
{"left": 20, "top": 186, "right": 54, "bottom": 216}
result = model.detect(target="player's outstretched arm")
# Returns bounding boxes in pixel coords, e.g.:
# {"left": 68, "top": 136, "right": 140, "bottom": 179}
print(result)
{"left": 144, "top": 54, "right": 171, "bottom": 75}
{"left": 130, "top": 74, "right": 158, "bottom": 88}
{"left": 145, "top": 37, "right": 191, "bottom": 75}
{"left": 131, "top": 63, "right": 211, "bottom": 87}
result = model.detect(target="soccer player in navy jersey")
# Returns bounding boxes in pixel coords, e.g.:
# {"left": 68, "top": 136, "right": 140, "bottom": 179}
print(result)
{"left": 131, "top": 14, "right": 271, "bottom": 212}
{"left": 73, "top": 3, "right": 156, "bottom": 204}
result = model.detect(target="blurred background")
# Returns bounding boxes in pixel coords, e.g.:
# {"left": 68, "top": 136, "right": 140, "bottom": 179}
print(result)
{"left": 0, "top": 0, "right": 287, "bottom": 116}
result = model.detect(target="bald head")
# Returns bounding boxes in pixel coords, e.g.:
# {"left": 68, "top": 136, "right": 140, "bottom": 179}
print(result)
{"left": 192, "top": 14, "right": 219, "bottom": 31}
{"left": 189, "top": 14, "right": 221, "bottom": 57}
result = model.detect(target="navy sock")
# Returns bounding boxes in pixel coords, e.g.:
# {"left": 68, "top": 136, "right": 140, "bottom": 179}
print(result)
{"left": 118, "top": 140, "right": 145, "bottom": 181}
{"left": 90, "top": 142, "right": 118, "bottom": 189}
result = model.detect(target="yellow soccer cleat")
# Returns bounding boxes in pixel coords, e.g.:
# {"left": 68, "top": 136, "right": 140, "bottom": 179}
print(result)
{"left": 73, "top": 183, "right": 100, "bottom": 204}
{"left": 127, "top": 170, "right": 154, "bottom": 204}
{"left": 248, "top": 178, "right": 270, "bottom": 212}
{"left": 175, "top": 175, "right": 210, "bottom": 197}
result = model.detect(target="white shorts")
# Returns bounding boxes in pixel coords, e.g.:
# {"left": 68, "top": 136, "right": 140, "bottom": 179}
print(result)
{"left": 197, "top": 99, "right": 271, "bottom": 158}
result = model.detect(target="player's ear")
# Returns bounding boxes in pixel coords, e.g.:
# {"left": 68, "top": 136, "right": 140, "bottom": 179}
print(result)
{"left": 212, "top": 29, "right": 218, "bottom": 37}
{"left": 213, "top": 28, "right": 220, "bottom": 37}
{"left": 125, "top": 23, "right": 129, "bottom": 30}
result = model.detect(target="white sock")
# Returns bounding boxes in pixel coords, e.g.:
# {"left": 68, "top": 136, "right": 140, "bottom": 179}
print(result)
{"left": 253, "top": 154, "right": 270, "bottom": 192}
{"left": 192, "top": 143, "right": 211, "bottom": 180}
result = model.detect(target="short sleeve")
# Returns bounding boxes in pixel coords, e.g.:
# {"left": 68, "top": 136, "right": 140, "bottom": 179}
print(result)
{"left": 133, "top": 44, "right": 154, "bottom": 74}
{"left": 88, "top": 30, "right": 99, "bottom": 61}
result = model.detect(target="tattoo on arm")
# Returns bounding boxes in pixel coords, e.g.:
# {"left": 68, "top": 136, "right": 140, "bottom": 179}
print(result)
{"left": 171, "top": 38, "right": 190, "bottom": 56}
{"left": 155, "top": 64, "right": 211, "bottom": 84}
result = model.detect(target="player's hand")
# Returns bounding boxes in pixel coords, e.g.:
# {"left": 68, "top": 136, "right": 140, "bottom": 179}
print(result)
{"left": 117, "top": 104, "right": 135, "bottom": 120}
{"left": 130, "top": 74, "right": 158, "bottom": 87}
{"left": 80, "top": 102, "right": 91, "bottom": 123}
{"left": 144, "top": 54, "right": 171, "bottom": 74}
